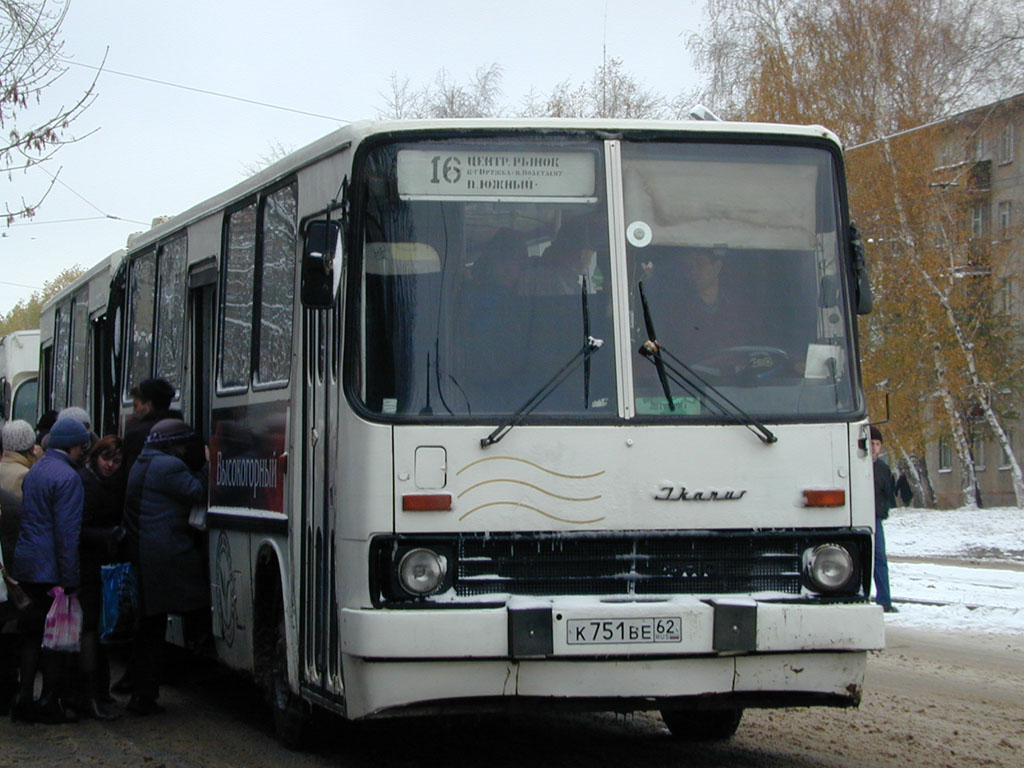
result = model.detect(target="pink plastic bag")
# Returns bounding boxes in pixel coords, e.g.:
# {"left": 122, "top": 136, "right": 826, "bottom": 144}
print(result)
{"left": 42, "top": 586, "right": 83, "bottom": 652}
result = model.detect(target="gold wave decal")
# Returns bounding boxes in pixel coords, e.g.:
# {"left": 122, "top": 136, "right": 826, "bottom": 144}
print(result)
{"left": 458, "top": 478, "right": 601, "bottom": 503}
{"left": 459, "top": 501, "right": 606, "bottom": 525}
{"left": 456, "top": 455, "right": 605, "bottom": 479}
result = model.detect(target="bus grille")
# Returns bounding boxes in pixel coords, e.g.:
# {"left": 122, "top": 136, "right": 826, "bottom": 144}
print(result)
{"left": 454, "top": 532, "right": 819, "bottom": 597}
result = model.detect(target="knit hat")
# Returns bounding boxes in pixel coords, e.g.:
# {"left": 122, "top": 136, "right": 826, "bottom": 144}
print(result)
{"left": 58, "top": 406, "right": 91, "bottom": 429}
{"left": 47, "top": 417, "right": 91, "bottom": 449}
{"left": 147, "top": 418, "right": 195, "bottom": 447}
{"left": 869, "top": 425, "right": 883, "bottom": 442}
{"left": 2, "top": 419, "right": 36, "bottom": 452}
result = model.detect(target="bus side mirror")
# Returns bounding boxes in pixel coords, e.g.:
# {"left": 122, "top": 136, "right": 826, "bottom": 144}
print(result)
{"left": 849, "top": 222, "right": 873, "bottom": 315}
{"left": 301, "top": 220, "right": 342, "bottom": 309}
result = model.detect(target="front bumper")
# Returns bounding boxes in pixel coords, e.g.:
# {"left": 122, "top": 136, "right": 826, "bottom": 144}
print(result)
{"left": 339, "top": 597, "right": 883, "bottom": 718}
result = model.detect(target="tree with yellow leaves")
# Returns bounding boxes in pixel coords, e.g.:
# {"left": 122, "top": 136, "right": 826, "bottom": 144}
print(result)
{"left": 689, "top": 0, "right": 1024, "bottom": 506}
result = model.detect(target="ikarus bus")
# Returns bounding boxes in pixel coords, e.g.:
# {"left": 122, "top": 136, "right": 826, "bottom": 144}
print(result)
{"left": 39, "top": 118, "right": 884, "bottom": 746}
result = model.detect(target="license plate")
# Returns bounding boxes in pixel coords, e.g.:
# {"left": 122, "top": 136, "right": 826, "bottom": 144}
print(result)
{"left": 566, "top": 617, "right": 682, "bottom": 645}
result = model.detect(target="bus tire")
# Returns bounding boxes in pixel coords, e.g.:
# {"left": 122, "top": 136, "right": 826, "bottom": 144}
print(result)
{"left": 253, "top": 555, "right": 315, "bottom": 750}
{"left": 269, "top": 616, "right": 320, "bottom": 750}
{"left": 271, "top": 662, "right": 310, "bottom": 749}
{"left": 660, "top": 708, "right": 743, "bottom": 741}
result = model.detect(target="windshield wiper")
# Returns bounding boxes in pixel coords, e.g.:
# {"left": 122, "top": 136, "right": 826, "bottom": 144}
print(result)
{"left": 657, "top": 347, "right": 777, "bottom": 444}
{"left": 583, "top": 277, "right": 592, "bottom": 408}
{"left": 637, "top": 282, "right": 777, "bottom": 445}
{"left": 638, "top": 282, "right": 675, "bottom": 411}
{"left": 480, "top": 336, "right": 604, "bottom": 448}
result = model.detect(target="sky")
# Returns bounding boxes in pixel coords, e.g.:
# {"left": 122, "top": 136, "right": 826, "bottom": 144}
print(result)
{"left": 0, "top": 0, "right": 704, "bottom": 315}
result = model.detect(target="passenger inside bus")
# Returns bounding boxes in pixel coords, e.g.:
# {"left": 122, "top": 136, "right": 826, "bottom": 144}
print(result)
{"left": 456, "top": 229, "right": 532, "bottom": 408}
{"left": 532, "top": 216, "right": 600, "bottom": 296}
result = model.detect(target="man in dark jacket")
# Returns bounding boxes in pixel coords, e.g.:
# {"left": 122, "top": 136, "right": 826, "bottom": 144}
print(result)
{"left": 123, "top": 418, "right": 207, "bottom": 715}
{"left": 11, "top": 417, "right": 91, "bottom": 723}
{"left": 871, "top": 426, "right": 898, "bottom": 613}
{"left": 121, "top": 377, "right": 177, "bottom": 477}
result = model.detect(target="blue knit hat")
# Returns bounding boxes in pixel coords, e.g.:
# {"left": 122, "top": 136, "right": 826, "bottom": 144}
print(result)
{"left": 47, "top": 417, "right": 91, "bottom": 449}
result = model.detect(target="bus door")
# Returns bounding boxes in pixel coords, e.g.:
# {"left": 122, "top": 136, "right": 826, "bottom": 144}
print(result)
{"left": 187, "top": 259, "right": 217, "bottom": 440}
{"left": 299, "top": 304, "right": 342, "bottom": 698}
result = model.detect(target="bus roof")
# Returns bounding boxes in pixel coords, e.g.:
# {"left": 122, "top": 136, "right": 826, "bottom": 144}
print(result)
{"left": 118, "top": 118, "right": 841, "bottom": 254}
{"left": 43, "top": 118, "right": 840, "bottom": 287}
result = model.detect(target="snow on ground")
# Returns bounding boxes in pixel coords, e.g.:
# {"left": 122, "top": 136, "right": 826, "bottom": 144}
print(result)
{"left": 882, "top": 506, "right": 1024, "bottom": 635}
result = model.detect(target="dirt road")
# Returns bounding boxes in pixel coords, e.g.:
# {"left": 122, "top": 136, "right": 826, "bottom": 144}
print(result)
{"left": 1, "top": 627, "right": 1022, "bottom": 768}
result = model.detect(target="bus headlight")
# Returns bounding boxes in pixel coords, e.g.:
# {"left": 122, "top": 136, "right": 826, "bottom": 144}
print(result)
{"left": 397, "top": 548, "right": 448, "bottom": 595}
{"left": 803, "top": 544, "right": 854, "bottom": 592}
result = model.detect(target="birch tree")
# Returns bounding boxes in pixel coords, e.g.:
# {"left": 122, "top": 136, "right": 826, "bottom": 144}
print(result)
{"left": 690, "top": 0, "right": 1024, "bottom": 505}
{"left": 377, "top": 59, "right": 672, "bottom": 120}
{"left": 689, "top": 0, "right": 1024, "bottom": 144}
{"left": 377, "top": 64, "right": 506, "bottom": 120}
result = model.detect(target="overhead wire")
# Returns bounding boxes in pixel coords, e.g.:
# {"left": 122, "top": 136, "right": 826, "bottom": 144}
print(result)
{"left": 30, "top": 164, "right": 150, "bottom": 226}
{"left": 59, "top": 57, "right": 349, "bottom": 123}
{"left": 6, "top": 57, "right": 344, "bottom": 237}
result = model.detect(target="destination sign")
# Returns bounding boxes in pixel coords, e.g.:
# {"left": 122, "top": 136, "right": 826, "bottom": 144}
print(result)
{"left": 397, "top": 149, "right": 596, "bottom": 201}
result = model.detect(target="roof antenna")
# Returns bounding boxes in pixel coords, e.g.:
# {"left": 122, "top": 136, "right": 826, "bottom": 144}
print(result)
{"left": 602, "top": 1, "right": 608, "bottom": 115}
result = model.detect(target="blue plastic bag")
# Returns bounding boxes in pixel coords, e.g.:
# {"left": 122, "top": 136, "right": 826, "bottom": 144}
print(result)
{"left": 100, "top": 562, "right": 139, "bottom": 644}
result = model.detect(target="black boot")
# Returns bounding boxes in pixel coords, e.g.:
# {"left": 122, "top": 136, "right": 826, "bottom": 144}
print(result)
{"left": 10, "top": 693, "right": 36, "bottom": 723}
{"left": 79, "top": 696, "right": 118, "bottom": 720}
{"left": 36, "top": 696, "right": 78, "bottom": 724}
{"left": 110, "top": 669, "right": 133, "bottom": 695}
{"left": 126, "top": 696, "right": 165, "bottom": 716}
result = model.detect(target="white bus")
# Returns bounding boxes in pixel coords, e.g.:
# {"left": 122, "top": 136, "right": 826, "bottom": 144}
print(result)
{"left": 42, "top": 118, "right": 883, "bottom": 745}
{"left": 39, "top": 256, "right": 116, "bottom": 433}
{"left": 0, "top": 329, "right": 41, "bottom": 426}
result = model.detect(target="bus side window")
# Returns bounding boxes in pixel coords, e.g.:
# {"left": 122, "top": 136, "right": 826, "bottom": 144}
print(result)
{"left": 126, "top": 252, "right": 157, "bottom": 400}
{"left": 255, "top": 184, "right": 298, "bottom": 388}
{"left": 219, "top": 203, "right": 257, "bottom": 392}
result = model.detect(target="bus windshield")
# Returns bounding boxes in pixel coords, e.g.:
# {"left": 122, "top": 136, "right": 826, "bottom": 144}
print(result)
{"left": 356, "top": 137, "right": 617, "bottom": 418}
{"left": 623, "top": 141, "right": 857, "bottom": 418}
{"left": 353, "top": 135, "right": 858, "bottom": 421}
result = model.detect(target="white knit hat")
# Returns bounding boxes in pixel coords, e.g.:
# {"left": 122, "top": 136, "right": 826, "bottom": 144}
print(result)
{"left": 58, "top": 406, "right": 92, "bottom": 428}
{"left": 2, "top": 419, "right": 37, "bottom": 452}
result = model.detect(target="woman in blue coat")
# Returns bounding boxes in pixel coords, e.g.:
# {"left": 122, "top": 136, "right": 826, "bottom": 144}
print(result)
{"left": 11, "top": 417, "right": 91, "bottom": 723}
{"left": 122, "top": 418, "right": 208, "bottom": 715}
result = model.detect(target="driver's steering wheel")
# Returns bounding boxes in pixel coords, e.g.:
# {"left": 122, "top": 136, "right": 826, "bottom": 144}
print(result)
{"left": 692, "top": 346, "right": 792, "bottom": 384}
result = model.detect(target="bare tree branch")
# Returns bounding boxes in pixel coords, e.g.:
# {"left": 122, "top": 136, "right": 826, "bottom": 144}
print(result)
{"left": 2, "top": 0, "right": 102, "bottom": 222}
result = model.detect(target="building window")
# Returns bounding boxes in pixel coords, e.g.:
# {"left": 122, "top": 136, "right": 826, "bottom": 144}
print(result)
{"left": 972, "top": 434, "right": 986, "bottom": 471}
{"left": 997, "top": 200, "right": 1012, "bottom": 239}
{"left": 996, "top": 282, "right": 1014, "bottom": 315}
{"left": 998, "top": 123, "right": 1014, "bottom": 164}
{"left": 971, "top": 204, "right": 988, "bottom": 237}
{"left": 938, "top": 436, "right": 952, "bottom": 472}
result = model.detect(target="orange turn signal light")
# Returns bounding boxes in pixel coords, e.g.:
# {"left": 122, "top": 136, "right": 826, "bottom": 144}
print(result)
{"left": 402, "top": 493, "right": 453, "bottom": 512}
{"left": 803, "top": 489, "right": 846, "bottom": 507}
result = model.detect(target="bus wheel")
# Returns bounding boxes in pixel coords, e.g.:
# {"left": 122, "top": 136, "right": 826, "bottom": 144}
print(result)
{"left": 660, "top": 708, "right": 743, "bottom": 741}
{"left": 270, "top": 624, "right": 314, "bottom": 750}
